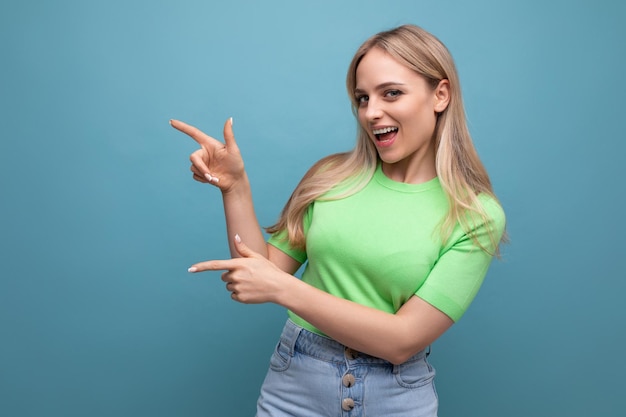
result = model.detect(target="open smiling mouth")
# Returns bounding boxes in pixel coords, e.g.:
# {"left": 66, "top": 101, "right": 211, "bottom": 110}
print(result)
{"left": 372, "top": 126, "right": 398, "bottom": 142}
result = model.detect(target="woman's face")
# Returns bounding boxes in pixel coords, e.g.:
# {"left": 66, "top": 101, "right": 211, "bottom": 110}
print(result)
{"left": 354, "top": 47, "right": 449, "bottom": 182}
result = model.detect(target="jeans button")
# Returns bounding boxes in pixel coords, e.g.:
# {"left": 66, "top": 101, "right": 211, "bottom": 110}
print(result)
{"left": 341, "top": 397, "right": 355, "bottom": 411}
{"left": 342, "top": 373, "right": 356, "bottom": 387}
{"left": 345, "top": 347, "right": 359, "bottom": 360}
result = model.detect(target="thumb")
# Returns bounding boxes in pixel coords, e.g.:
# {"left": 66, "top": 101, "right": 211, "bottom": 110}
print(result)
{"left": 233, "top": 234, "right": 258, "bottom": 258}
{"left": 223, "top": 117, "right": 239, "bottom": 151}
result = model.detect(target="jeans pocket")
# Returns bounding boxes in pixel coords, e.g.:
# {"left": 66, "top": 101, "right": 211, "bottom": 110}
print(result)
{"left": 269, "top": 340, "right": 292, "bottom": 372}
{"left": 394, "top": 358, "right": 435, "bottom": 389}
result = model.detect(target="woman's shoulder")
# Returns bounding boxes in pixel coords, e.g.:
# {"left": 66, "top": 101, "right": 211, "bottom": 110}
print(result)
{"left": 477, "top": 193, "right": 506, "bottom": 231}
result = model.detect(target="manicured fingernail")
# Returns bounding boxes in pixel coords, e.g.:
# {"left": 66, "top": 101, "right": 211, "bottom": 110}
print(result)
{"left": 188, "top": 267, "right": 197, "bottom": 273}
{"left": 234, "top": 234, "right": 241, "bottom": 243}
{"left": 230, "top": 117, "right": 233, "bottom": 126}
{"left": 211, "top": 177, "right": 220, "bottom": 183}
{"left": 205, "top": 173, "right": 213, "bottom": 181}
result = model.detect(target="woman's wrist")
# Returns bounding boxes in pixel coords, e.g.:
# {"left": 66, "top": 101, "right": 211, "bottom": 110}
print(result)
{"left": 220, "top": 172, "right": 251, "bottom": 197}
{"left": 273, "top": 272, "right": 301, "bottom": 308}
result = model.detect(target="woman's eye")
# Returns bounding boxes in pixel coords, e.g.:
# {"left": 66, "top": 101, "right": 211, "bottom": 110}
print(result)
{"left": 385, "top": 90, "right": 402, "bottom": 98}
{"left": 357, "top": 95, "right": 369, "bottom": 104}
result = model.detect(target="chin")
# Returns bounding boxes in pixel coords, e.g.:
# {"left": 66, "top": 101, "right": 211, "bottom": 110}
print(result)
{"left": 376, "top": 151, "right": 403, "bottom": 165}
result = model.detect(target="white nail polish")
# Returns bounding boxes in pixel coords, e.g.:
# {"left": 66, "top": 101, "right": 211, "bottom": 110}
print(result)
{"left": 212, "top": 177, "right": 220, "bottom": 183}
{"left": 188, "top": 267, "right": 197, "bottom": 273}
{"left": 230, "top": 117, "right": 233, "bottom": 126}
{"left": 205, "top": 173, "right": 213, "bottom": 181}
{"left": 235, "top": 234, "right": 241, "bottom": 243}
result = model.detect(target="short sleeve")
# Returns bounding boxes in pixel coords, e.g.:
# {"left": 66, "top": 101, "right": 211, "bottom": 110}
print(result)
{"left": 415, "top": 197, "right": 506, "bottom": 322}
{"left": 267, "top": 204, "right": 314, "bottom": 264}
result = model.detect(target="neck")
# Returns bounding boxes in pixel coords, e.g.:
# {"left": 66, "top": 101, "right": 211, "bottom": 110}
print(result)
{"left": 380, "top": 150, "right": 437, "bottom": 184}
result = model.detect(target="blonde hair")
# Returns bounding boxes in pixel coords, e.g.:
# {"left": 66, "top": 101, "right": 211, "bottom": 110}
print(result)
{"left": 267, "top": 24, "right": 504, "bottom": 254}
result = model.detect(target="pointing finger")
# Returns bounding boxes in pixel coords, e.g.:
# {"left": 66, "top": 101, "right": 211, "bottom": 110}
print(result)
{"left": 170, "top": 119, "right": 223, "bottom": 148}
{"left": 187, "top": 259, "right": 240, "bottom": 273}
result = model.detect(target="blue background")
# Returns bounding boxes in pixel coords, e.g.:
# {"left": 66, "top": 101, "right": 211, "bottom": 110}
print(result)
{"left": 1, "top": 0, "right": 624, "bottom": 415}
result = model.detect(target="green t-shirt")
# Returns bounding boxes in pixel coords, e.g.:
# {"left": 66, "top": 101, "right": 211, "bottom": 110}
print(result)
{"left": 269, "top": 165, "right": 506, "bottom": 335}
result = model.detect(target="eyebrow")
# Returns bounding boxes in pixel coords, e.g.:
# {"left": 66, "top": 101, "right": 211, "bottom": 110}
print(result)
{"left": 354, "top": 82, "right": 406, "bottom": 95}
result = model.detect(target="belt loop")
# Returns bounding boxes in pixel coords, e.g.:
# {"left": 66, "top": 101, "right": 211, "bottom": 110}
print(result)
{"left": 425, "top": 345, "right": 431, "bottom": 357}
{"left": 282, "top": 319, "right": 303, "bottom": 357}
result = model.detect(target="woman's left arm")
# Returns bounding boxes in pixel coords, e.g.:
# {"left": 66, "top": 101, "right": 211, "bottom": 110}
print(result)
{"left": 188, "top": 236, "right": 453, "bottom": 365}
{"left": 281, "top": 278, "right": 454, "bottom": 365}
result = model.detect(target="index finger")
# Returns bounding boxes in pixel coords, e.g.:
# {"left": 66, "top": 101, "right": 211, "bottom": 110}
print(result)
{"left": 170, "top": 119, "right": 223, "bottom": 148}
{"left": 187, "top": 258, "right": 241, "bottom": 273}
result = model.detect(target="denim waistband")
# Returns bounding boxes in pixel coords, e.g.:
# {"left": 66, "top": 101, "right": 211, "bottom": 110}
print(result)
{"left": 279, "top": 319, "right": 427, "bottom": 366}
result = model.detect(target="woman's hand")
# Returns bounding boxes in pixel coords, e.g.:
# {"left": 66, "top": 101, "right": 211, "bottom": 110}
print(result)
{"left": 170, "top": 118, "right": 245, "bottom": 193}
{"left": 187, "top": 235, "right": 290, "bottom": 304}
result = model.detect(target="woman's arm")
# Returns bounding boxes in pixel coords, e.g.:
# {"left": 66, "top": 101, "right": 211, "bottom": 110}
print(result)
{"left": 280, "top": 279, "right": 453, "bottom": 365}
{"left": 170, "top": 118, "right": 268, "bottom": 258}
{"left": 219, "top": 173, "right": 268, "bottom": 258}
{"left": 188, "top": 237, "right": 451, "bottom": 365}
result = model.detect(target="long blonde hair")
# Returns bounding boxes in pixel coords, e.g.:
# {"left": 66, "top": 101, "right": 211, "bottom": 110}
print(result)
{"left": 267, "top": 24, "right": 504, "bottom": 254}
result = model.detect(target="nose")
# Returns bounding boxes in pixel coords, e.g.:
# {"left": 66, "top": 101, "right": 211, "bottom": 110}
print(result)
{"left": 364, "top": 98, "right": 384, "bottom": 121}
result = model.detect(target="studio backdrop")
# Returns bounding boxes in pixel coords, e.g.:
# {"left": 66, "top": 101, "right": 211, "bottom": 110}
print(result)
{"left": 1, "top": 1, "right": 624, "bottom": 416}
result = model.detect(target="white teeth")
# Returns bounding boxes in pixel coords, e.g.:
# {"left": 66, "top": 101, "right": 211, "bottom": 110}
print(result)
{"left": 372, "top": 126, "right": 398, "bottom": 135}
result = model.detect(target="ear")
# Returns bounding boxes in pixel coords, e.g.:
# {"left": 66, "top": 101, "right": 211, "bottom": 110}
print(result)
{"left": 433, "top": 79, "right": 450, "bottom": 113}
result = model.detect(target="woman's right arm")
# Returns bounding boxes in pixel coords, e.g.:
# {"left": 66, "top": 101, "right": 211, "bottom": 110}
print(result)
{"left": 170, "top": 118, "right": 269, "bottom": 259}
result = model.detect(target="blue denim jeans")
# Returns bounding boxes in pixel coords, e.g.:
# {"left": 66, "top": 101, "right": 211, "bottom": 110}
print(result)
{"left": 256, "top": 319, "right": 438, "bottom": 417}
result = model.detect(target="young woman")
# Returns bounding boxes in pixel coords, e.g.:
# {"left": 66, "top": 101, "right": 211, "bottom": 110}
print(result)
{"left": 171, "top": 24, "right": 506, "bottom": 417}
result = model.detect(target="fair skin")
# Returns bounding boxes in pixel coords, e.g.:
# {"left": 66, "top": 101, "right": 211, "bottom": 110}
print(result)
{"left": 355, "top": 47, "right": 450, "bottom": 184}
{"left": 170, "top": 47, "right": 453, "bottom": 365}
